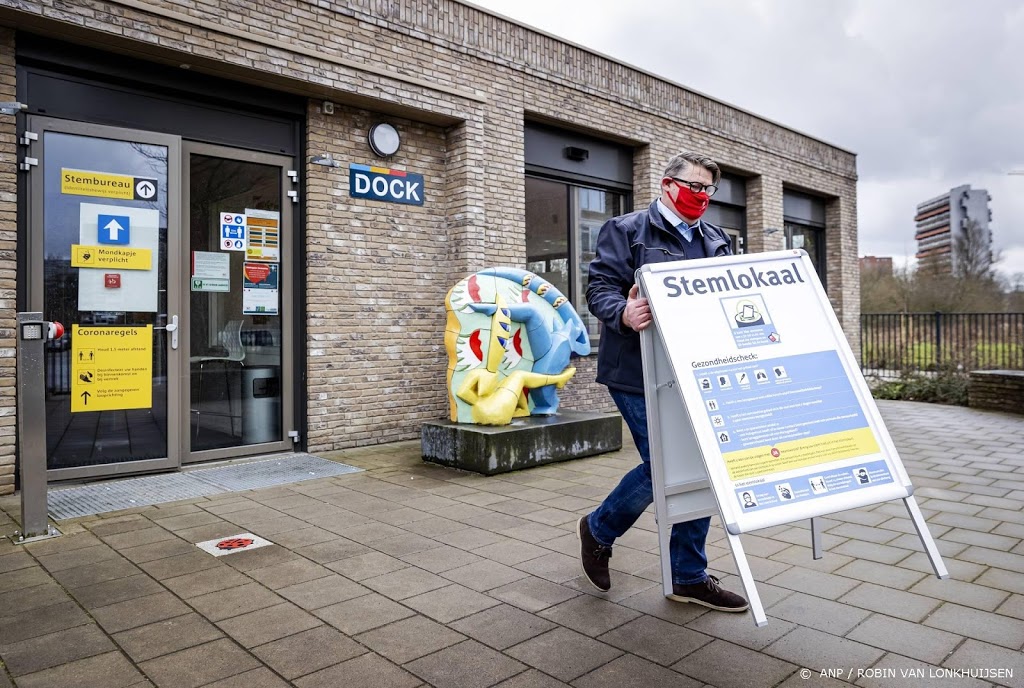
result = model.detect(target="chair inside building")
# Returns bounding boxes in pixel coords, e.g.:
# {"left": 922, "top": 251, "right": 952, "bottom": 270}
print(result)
{"left": 190, "top": 319, "right": 246, "bottom": 442}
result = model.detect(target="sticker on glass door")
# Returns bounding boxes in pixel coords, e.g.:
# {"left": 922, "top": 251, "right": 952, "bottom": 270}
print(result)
{"left": 220, "top": 212, "right": 247, "bottom": 251}
{"left": 71, "top": 325, "right": 153, "bottom": 412}
{"left": 242, "top": 262, "right": 279, "bottom": 315}
{"left": 244, "top": 208, "right": 280, "bottom": 262}
{"left": 72, "top": 203, "right": 159, "bottom": 312}
{"left": 191, "top": 251, "right": 231, "bottom": 292}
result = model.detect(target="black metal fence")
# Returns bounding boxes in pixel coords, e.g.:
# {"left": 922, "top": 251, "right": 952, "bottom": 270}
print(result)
{"left": 861, "top": 312, "right": 1024, "bottom": 372}
{"left": 45, "top": 343, "right": 71, "bottom": 395}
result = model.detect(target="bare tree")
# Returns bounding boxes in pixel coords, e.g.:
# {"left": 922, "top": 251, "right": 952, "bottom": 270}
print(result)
{"left": 861, "top": 261, "right": 1011, "bottom": 314}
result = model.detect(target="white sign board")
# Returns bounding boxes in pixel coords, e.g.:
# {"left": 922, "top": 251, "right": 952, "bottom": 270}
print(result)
{"left": 192, "top": 251, "right": 230, "bottom": 279}
{"left": 191, "top": 251, "right": 231, "bottom": 292}
{"left": 638, "top": 249, "right": 946, "bottom": 626}
{"left": 78, "top": 203, "right": 160, "bottom": 312}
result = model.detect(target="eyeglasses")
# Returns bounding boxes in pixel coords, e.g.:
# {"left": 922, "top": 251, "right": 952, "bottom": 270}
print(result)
{"left": 670, "top": 178, "right": 718, "bottom": 197}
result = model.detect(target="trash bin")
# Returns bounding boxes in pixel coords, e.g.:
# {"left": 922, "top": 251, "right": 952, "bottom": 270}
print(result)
{"left": 242, "top": 365, "right": 281, "bottom": 444}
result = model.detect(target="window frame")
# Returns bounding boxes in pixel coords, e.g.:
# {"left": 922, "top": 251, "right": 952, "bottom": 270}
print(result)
{"left": 525, "top": 171, "right": 632, "bottom": 351}
{"left": 784, "top": 220, "right": 827, "bottom": 289}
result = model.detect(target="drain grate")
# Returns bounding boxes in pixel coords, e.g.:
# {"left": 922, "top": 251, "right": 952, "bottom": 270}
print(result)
{"left": 48, "top": 473, "right": 222, "bottom": 520}
{"left": 47, "top": 453, "right": 362, "bottom": 520}
{"left": 189, "top": 453, "right": 361, "bottom": 492}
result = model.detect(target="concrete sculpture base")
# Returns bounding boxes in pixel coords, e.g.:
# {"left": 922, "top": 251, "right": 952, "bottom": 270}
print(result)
{"left": 421, "top": 410, "right": 623, "bottom": 475}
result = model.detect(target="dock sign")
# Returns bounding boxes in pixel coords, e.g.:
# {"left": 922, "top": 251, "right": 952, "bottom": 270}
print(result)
{"left": 349, "top": 163, "right": 424, "bottom": 206}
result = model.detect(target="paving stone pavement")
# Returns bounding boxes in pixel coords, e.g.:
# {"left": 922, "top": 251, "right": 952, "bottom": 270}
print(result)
{"left": 0, "top": 400, "right": 1022, "bottom": 688}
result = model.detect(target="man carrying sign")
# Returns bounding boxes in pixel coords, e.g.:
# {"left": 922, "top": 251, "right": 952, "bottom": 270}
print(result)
{"left": 578, "top": 151, "right": 748, "bottom": 612}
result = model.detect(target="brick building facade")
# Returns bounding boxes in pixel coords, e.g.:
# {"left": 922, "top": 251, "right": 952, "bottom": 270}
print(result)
{"left": 0, "top": 0, "right": 858, "bottom": 492}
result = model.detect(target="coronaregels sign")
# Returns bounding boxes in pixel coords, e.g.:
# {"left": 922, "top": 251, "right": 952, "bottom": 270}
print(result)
{"left": 349, "top": 164, "right": 424, "bottom": 206}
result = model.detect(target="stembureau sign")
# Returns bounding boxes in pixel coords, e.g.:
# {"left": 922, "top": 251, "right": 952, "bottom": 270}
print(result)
{"left": 71, "top": 325, "right": 153, "bottom": 413}
{"left": 61, "top": 168, "right": 159, "bottom": 201}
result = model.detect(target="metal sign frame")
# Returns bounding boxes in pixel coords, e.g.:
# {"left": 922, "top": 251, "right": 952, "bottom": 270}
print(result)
{"left": 638, "top": 250, "right": 947, "bottom": 626}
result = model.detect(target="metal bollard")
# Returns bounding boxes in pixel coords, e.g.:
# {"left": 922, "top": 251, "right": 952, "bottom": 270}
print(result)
{"left": 14, "top": 312, "right": 60, "bottom": 541}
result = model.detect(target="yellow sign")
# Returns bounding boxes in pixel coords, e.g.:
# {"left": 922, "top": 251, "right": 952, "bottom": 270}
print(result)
{"left": 62, "top": 169, "right": 131, "bottom": 199}
{"left": 71, "top": 245, "right": 152, "bottom": 270}
{"left": 71, "top": 325, "right": 153, "bottom": 413}
{"left": 244, "top": 209, "right": 281, "bottom": 262}
{"left": 61, "top": 168, "right": 159, "bottom": 201}
{"left": 722, "top": 428, "right": 881, "bottom": 481}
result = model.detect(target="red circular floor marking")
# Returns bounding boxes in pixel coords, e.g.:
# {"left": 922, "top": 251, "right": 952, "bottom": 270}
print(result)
{"left": 216, "top": 537, "right": 254, "bottom": 550}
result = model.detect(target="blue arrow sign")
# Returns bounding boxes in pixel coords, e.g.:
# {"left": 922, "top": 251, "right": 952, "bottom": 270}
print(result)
{"left": 97, "top": 214, "right": 131, "bottom": 245}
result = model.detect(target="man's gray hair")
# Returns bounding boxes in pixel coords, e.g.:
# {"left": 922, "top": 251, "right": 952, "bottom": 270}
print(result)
{"left": 664, "top": 152, "right": 721, "bottom": 185}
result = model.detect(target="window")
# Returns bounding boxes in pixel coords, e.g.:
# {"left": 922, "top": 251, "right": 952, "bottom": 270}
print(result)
{"left": 783, "top": 190, "right": 827, "bottom": 287}
{"left": 526, "top": 176, "right": 627, "bottom": 346}
{"left": 785, "top": 222, "right": 825, "bottom": 280}
{"left": 525, "top": 177, "right": 569, "bottom": 297}
{"left": 524, "top": 123, "right": 633, "bottom": 347}
{"left": 706, "top": 174, "right": 747, "bottom": 254}
{"left": 575, "top": 185, "right": 625, "bottom": 343}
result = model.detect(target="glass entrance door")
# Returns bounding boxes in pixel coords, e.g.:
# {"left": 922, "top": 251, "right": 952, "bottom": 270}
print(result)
{"left": 182, "top": 143, "right": 294, "bottom": 462}
{"left": 29, "top": 118, "right": 182, "bottom": 479}
{"left": 29, "top": 121, "right": 295, "bottom": 480}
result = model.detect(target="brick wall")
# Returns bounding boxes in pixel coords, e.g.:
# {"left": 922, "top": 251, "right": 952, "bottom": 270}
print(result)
{"left": 0, "top": 1, "right": 860, "bottom": 458}
{"left": 968, "top": 372, "right": 1024, "bottom": 415}
{"left": 0, "top": 28, "right": 15, "bottom": 494}
{"left": 305, "top": 103, "right": 452, "bottom": 449}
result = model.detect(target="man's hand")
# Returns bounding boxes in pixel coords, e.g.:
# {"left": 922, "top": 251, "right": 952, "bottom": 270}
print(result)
{"left": 621, "top": 284, "right": 652, "bottom": 331}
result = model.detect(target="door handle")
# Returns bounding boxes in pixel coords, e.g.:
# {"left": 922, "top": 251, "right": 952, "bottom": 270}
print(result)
{"left": 155, "top": 315, "right": 179, "bottom": 350}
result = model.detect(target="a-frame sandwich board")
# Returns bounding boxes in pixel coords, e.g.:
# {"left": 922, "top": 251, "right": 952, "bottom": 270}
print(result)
{"left": 637, "top": 249, "right": 947, "bottom": 626}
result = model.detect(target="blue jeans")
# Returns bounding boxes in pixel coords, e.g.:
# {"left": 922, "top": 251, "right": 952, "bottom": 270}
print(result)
{"left": 588, "top": 389, "right": 710, "bottom": 585}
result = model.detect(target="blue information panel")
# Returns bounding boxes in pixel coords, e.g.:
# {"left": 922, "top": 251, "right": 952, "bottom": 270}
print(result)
{"left": 692, "top": 350, "right": 894, "bottom": 511}
{"left": 220, "top": 212, "right": 246, "bottom": 251}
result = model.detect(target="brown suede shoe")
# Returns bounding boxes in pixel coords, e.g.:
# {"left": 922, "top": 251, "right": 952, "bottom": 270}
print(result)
{"left": 576, "top": 515, "right": 612, "bottom": 592}
{"left": 668, "top": 575, "right": 749, "bottom": 612}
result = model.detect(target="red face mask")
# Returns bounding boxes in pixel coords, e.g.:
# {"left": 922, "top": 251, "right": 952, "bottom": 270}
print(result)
{"left": 669, "top": 182, "right": 710, "bottom": 221}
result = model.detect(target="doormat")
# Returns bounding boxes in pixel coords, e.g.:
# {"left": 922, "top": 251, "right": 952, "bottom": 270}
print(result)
{"left": 47, "top": 453, "right": 362, "bottom": 520}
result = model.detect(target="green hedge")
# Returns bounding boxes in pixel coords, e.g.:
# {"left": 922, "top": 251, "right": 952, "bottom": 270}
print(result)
{"left": 871, "top": 372, "right": 969, "bottom": 406}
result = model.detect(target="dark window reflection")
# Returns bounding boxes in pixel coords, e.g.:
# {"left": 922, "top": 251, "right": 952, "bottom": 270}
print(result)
{"left": 43, "top": 132, "right": 169, "bottom": 469}
{"left": 189, "top": 155, "right": 283, "bottom": 451}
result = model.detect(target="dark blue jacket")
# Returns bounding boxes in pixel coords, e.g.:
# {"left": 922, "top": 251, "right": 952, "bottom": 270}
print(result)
{"left": 586, "top": 201, "right": 733, "bottom": 394}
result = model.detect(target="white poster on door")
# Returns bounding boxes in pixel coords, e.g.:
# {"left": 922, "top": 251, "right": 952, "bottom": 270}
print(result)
{"left": 77, "top": 203, "right": 160, "bottom": 313}
{"left": 191, "top": 251, "right": 231, "bottom": 292}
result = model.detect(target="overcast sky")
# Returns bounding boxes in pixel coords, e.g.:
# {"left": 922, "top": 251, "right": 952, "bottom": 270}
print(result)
{"left": 470, "top": 0, "right": 1024, "bottom": 280}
